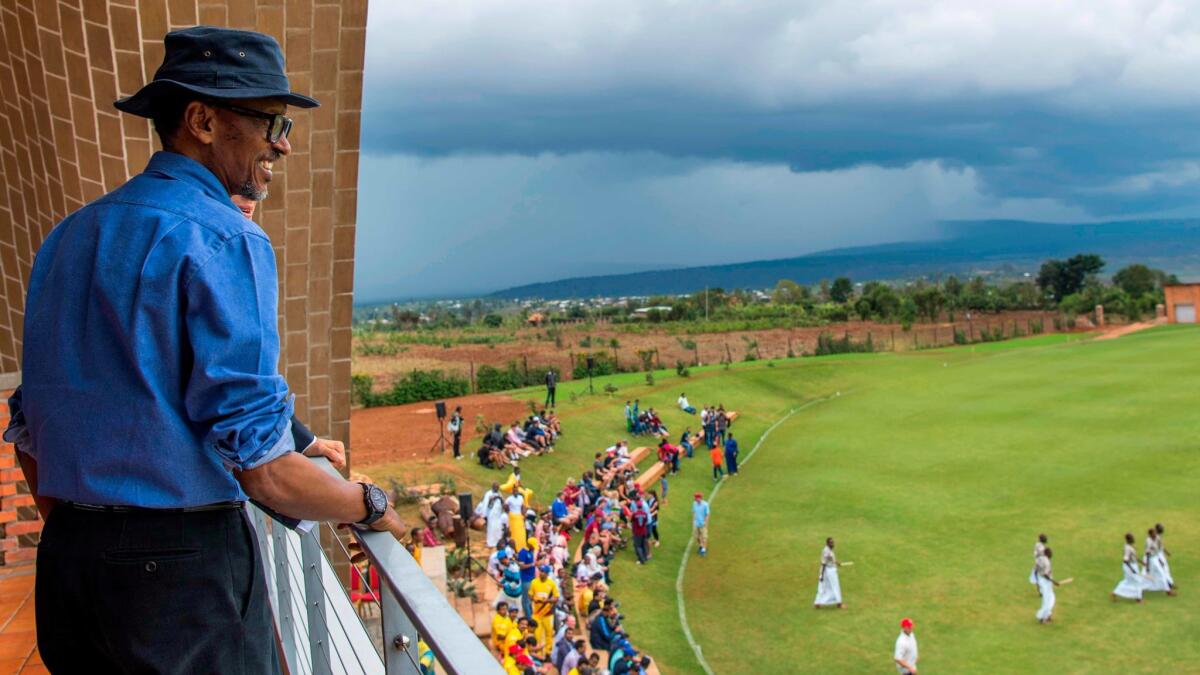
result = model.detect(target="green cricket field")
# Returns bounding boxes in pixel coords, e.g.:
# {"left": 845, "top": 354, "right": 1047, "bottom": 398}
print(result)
{"left": 477, "top": 326, "right": 1198, "bottom": 673}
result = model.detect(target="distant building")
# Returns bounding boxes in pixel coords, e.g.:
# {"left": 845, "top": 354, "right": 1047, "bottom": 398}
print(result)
{"left": 631, "top": 306, "right": 673, "bottom": 319}
{"left": 1164, "top": 283, "right": 1200, "bottom": 323}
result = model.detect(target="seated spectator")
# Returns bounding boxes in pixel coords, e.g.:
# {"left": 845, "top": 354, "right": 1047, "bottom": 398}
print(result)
{"left": 552, "top": 491, "right": 581, "bottom": 530}
{"left": 575, "top": 550, "right": 607, "bottom": 584}
{"left": 679, "top": 428, "right": 694, "bottom": 459}
{"left": 678, "top": 392, "right": 697, "bottom": 414}
{"left": 589, "top": 601, "right": 618, "bottom": 652}
{"left": 506, "top": 422, "right": 538, "bottom": 457}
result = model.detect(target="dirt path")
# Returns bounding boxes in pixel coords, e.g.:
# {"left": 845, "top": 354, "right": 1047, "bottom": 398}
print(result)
{"left": 1094, "top": 319, "right": 1163, "bottom": 341}
{"left": 349, "top": 392, "right": 530, "bottom": 467}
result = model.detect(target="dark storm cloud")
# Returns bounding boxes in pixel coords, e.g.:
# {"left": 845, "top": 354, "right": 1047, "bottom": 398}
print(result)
{"left": 354, "top": 1, "right": 1200, "bottom": 297}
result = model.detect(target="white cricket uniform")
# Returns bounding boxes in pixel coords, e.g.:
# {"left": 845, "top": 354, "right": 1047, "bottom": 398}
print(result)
{"left": 894, "top": 632, "right": 918, "bottom": 674}
{"left": 1112, "top": 543, "right": 1145, "bottom": 600}
{"left": 1035, "top": 555, "right": 1055, "bottom": 621}
{"left": 1156, "top": 534, "right": 1174, "bottom": 587}
{"left": 1029, "top": 541, "right": 1045, "bottom": 585}
{"left": 1144, "top": 536, "right": 1172, "bottom": 592}
{"left": 814, "top": 546, "right": 842, "bottom": 606}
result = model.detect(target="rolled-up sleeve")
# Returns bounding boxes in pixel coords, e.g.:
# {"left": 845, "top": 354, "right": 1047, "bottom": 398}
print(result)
{"left": 183, "top": 233, "right": 294, "bottom": 470}
{"left": 3, "top": 386, "right": 34, "bottom": 459}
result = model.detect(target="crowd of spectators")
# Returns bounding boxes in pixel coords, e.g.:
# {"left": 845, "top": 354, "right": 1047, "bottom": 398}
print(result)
{"left": 623, "top": 400, "right": 669, "bottom": 438}
{"left": 476, "top": 410, "right": 562, "bottom": 469}
{"left": 474, "top": 440, "right": 663, "bottom": 674}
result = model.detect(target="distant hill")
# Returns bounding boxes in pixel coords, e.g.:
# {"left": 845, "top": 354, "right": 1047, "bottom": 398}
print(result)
{"left": 488, "top": 219, "right": 1200, "bottom": 299}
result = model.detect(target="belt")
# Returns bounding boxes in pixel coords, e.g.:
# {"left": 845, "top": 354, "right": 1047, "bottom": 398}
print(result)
{"left": 63, "top": 500, "right": 244, "bottom": 514}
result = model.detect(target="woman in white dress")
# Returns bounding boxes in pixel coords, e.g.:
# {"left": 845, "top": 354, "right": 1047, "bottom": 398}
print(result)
{"left": 1154, "top": 523, "right": 1176, "bottom": 594}
{"left": 1111, "top": 533, "right": 1145, "bottom": 603}
{"left": 1144, "top": 527, "right": 1176, "bottom": 595}
{"left": 480, "top": 484, "right": 506, "bottom": 548}
{"left": 1035, "top": 547, "right": 1060, "bottom": 624}
{"left": 814, "top": 537, "right": 844, "bottom": 609}
{"left": 1029, "top": 533, "right": 1048, "bottom": 588}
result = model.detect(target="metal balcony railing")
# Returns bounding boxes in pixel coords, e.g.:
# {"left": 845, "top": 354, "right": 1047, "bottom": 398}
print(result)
{"left": 247, "top": 456, "right": 503, "bottom": 675}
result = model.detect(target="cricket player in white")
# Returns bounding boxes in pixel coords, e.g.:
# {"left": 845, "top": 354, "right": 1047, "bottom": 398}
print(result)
{"left": 1035, "top": 547, "right": 1060, "bottom": 623}
{"left": 1154, "top": 523, "right": 1176, "bottom": 594}
{"left": 814, "top": 537, "right": 844, "bottom": 608}
{"left": 1144, "top": 527, "right": 1175, "bottom": 595}
{"left": 1029, "top": 533, "right": 1047, "bottom": 587}
{"left": 894, "top": 618, "right": 918, "bottom": 674}
{"left": 1111, "top": 533, "right": 1145, "bottom": 602}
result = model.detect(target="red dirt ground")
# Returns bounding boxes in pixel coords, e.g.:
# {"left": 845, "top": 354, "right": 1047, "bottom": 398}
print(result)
{"left": 356, "top": 311, "right": 1073, "bottom": 390}
{"left": 349, "top": 392, "right": 529, "bottom": 468}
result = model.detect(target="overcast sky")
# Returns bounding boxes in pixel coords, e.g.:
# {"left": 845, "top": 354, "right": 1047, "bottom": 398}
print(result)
{"left": 354, "top": 1, "right": 1200, "bottom": 301}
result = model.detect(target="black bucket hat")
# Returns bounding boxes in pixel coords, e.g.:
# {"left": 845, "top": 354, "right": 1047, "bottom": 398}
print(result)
{"left": 114, "top": 26, "right": 319, "bottom": 117}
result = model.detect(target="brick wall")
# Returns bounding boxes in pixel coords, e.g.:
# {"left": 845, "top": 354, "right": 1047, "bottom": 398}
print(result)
{"left": 0, "top": 390, "right": 39, "bottom": 566}
{"left": 0, "top": 1, "right": 368, "bottom": 564}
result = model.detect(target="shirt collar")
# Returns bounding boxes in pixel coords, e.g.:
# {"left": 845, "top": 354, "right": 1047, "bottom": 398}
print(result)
{"left": 143, "top": 151, "right": 241, "bottom": 216}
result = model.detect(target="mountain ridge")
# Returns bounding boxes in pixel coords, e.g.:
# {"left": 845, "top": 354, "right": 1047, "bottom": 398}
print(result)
{"left": 487, "top": 219, "right": 1200, "bottom": 299}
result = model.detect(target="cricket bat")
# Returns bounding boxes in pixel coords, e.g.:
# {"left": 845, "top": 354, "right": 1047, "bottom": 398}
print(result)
{"left": 1058, "top": 577, "right": 1074, "bottom": 586}
{"left": 841, "top": 561, "right": 855, "bottom": 567}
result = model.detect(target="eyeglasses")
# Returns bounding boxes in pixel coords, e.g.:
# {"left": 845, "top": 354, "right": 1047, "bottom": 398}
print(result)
{"left": 205, "top": 100, "right": 293, "bottom": 143}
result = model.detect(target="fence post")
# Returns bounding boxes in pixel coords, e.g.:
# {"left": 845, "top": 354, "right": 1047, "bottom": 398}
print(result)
{"left": 469, "top": 360, "right": 476, "bottom": 394}
{"left": 301, "top": 529, "right": 333, "bottom": 675}
{"left": 890, "top": 329, "right": 896, "bottom": 351}
{"left": 382, "top": 580, "right": 421, "bottom": 675}
{"left": 273, "top": 524, "right": 299, "bottom": 671}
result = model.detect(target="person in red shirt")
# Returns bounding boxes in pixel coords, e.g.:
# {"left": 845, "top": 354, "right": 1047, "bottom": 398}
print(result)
{"left": 710, "top": 445, "right": 724, "bottom": 481}
{"left": 657, "top": 439, "right": 680, "bottom": 475}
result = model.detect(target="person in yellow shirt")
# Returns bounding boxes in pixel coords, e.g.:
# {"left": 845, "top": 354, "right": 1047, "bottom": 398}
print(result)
{"left": 491, "top": 602, "right": 514, "bottom": 656}
{"left": 528, "top": 565, "right": 560, "bottom": 659}
{"left": 503, "top": 616, "right": 532, "bottom": 655}
{"left": 575, "top": 576, "right": 596, "bottom": 619}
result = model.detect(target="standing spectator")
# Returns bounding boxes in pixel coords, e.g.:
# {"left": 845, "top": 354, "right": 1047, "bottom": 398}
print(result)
{"left": 657, "top": 439, "right": 680, "bottom": 475}
{"left": 448, "top": 405, "right": 464, "bottom": 459}
{"left": 715, "top": 407, "right": 729, "bottom": 444}
{"left": 545, "top": 369, "right": 558, "bottom": 407}
{"left": 894, "top": 618, "right": 918, "bottom": 674}
{"left": 703, "top": 408, "right": 718, "bottom": 448}
{"left": 646, "top": 489, "right": 662, "bottom": 548}
{"left": 693, "top": 493, "right": 710, "bottom": 557}
{"left": 710, "top": 443, "right": 725, "bottom": 481}
{"left": 518, "top": 539, "right": 538, "bottom": 617}
{"left": 530, "top": 565, "right": 560, "bottom": 658}
{"left": 1, "top": 26, "right": 408, "bottom": 674}
{"left": 631, "top": 504, "right": 651, "bottom": 565}
{"left": 724, "top": 433, "right": 740, "bottom": 476}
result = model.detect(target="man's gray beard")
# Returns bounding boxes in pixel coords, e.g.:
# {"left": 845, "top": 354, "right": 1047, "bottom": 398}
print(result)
{"left": 239, "top": 181, "right": 268, "bottom": 202}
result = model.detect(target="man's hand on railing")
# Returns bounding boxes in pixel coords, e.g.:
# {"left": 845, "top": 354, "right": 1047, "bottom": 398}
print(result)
{"left": 369, "top": 507, "right": 406, "bottom": 540}
{"left": 303, "top": 437, "right": 346, "bottom": 470}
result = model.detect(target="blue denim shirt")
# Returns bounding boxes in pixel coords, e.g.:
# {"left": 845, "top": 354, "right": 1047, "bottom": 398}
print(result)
{"left": 2, "top": 152, "right": 294, "bottom": 507}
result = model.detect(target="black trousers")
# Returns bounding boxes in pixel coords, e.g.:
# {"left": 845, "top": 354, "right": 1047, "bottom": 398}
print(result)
{"left": 545, "top": 386, "right": 556, "bottom": 406}
{"left": 36, "top": 504, "right": 281, "bottom": 674}
{"left": 453, "top": 430, "right": 462, "bottom": 457}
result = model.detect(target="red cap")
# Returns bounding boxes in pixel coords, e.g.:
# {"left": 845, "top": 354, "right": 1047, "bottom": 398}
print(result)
{"left": 694, "top": 492, "right": 703, "bottom": 499}
{"left": 900, "top": 618, "right": 914, "bottom": 629}
{"left": 508, "top": 645, "right": 523, "bottom": 655}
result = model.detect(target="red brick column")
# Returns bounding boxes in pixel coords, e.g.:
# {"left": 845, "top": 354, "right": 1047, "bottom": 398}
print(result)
{"left": 0, "top": 390, "right": 41, "bottom": 567}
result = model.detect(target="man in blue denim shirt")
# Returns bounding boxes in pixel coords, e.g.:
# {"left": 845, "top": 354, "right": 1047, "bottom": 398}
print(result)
{"left": 2, "top": 27, "right": 401, "bottom": 673}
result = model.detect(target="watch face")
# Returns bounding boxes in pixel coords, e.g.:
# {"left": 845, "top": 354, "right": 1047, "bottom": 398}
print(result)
{"left": 368, "top": 485, "right": 388, "bottom": 513}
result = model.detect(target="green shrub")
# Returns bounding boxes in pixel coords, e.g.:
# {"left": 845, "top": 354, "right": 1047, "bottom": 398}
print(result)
{"left": 369, "top": 369, "right": 469, "bottom": 407}
{"left": 645, "top": 372, "right": 656, "bottom": 386}
{"left": 953, "top": 328, "right": 968, "bottom": 345}
{"left": 676, "top": 360, "right": 691, "bottom": 377}
{"left": 574, "top": 352, "right": 618, "bottom": 378}
{"left": 351, "top": 373, "right": 375, "bottom": 407}
{"left": 476, "top": 362, "right": 561, "bottom": 394}
{"left": 812, "top": 333, "right": 874, "bottom": 356}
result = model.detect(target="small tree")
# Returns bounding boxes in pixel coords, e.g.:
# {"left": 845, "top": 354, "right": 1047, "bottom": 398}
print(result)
{"left": 830, "top": 277, "right": 854, "bottom": 303}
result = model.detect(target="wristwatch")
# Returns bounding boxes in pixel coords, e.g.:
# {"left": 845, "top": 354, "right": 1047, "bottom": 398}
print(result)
{"left": 358, "top": 482, "right": 389, "bottom": 526}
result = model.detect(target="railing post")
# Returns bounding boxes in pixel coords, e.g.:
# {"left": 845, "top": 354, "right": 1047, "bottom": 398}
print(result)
{"left": 382, "top": 581, "right": 421, "bottom": 675}
{"left": 272, "top": 524, "right": 298, "bottom": 671}
{"left": 302, "top": 528, "right": 334, "bottom": 675}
